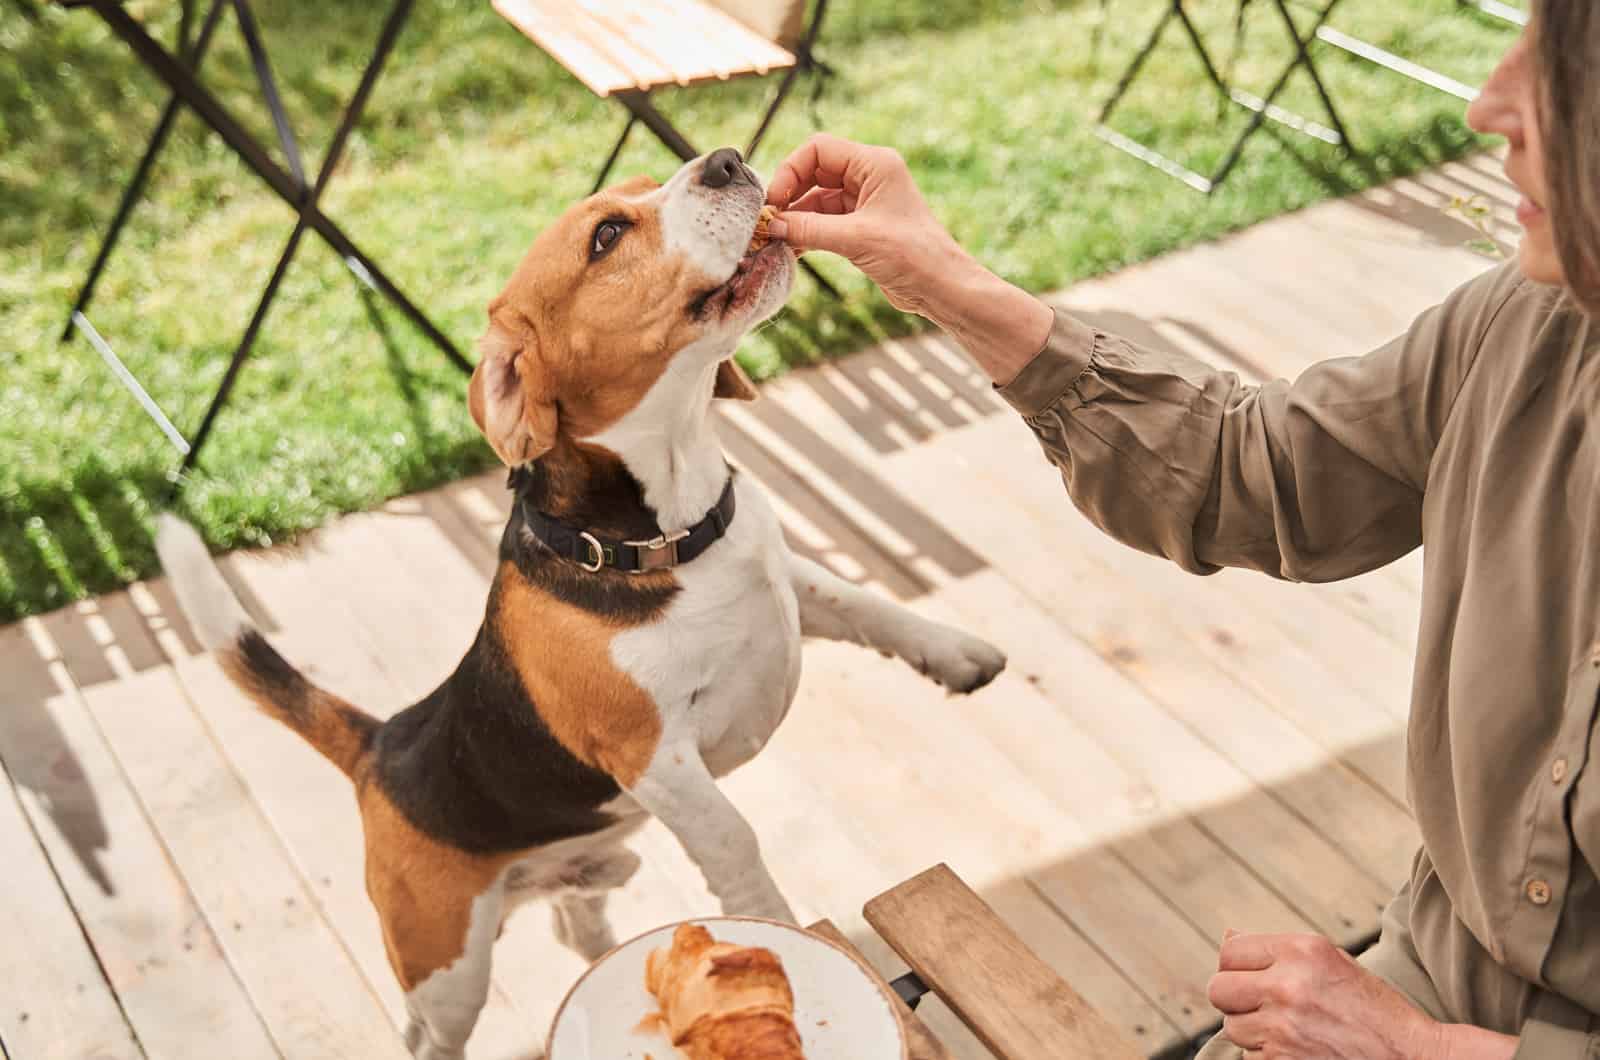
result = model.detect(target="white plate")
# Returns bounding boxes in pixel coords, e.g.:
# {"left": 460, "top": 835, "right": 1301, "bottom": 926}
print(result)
{"left": 547, "top": 917, "right": 909, "bottom": 1060}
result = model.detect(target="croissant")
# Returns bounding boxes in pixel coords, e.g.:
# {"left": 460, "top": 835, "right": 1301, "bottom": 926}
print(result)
{"left": 644, "top": 924, "right": 806, "bottom": 1060}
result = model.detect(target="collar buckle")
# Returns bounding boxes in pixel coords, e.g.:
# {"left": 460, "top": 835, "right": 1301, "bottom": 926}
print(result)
{"left": 625, "top": 527, "right": 690, "bottom": 573}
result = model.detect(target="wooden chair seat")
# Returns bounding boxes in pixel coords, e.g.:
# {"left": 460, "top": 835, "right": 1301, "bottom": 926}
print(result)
{"left": 493, "top": 0, "right": 797, "bottom": 97}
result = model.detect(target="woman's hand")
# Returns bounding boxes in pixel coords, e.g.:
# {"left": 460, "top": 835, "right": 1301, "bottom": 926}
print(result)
{"left": 764, "top": 133, "right": 969, "bottom": 317}
{"left": 765, "top": 133, "right": 1053, "bottom": 386}
{"left": 1209, "top": 932, "right": 1437, "bottom": 1059}
{"left": 1208, "top": 932, "right": 1517, "bottom": 1060}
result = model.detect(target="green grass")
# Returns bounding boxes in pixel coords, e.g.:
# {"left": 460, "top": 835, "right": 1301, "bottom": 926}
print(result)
{"left": 1, "top": 0, "right": 1513, "bottom": 622}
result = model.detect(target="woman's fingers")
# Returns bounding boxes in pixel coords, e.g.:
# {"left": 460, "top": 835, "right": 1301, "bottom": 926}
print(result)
{"left": 1218, "top": 933, "right": 1278, "bottom": 972}
{"left": 1222, "top": 1013, "right": 1268, "bottom": 1051}
{"left": 766, "top": 208, "right": 862, "bottom": 256}
{"left": 784, "top": 186, "right": 857, "bottom": 216}
{"left": 766, "top": 132, "right": 875, "bottom": 207}
{"left": 1207, "top": 970, "right": 1266, "bottom": 1015}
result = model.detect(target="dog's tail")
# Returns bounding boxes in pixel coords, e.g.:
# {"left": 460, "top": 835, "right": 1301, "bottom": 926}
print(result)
{"left": 154, "top": 514, "right": 378, "bottom": 779}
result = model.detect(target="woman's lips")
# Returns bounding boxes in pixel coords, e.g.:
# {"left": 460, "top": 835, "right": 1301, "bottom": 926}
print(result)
{"left": 1517, "top": 196, "right": 1546, "bottom": 225}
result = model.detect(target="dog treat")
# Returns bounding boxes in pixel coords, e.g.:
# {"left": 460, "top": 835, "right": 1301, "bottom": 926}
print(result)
{"left": 645, "top": 924, "right": 806, "bottom": 1060}
{"left": 749, "top": 205, "right": 780, "bottom": 252}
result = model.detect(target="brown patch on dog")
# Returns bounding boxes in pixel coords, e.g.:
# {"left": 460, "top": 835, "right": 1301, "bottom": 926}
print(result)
{"left": 360, "top": 784, "right": 517, "bottom": 990}
{"left": 494, "top": 560, "right": 665, "bottom": 787}
{"left": 471, "top": 174, "right": 735, "bottom": 466}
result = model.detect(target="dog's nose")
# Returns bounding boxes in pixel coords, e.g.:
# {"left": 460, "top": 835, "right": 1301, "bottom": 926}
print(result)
{"left": 700, "top": 147, "right": 746, "bottom": 189}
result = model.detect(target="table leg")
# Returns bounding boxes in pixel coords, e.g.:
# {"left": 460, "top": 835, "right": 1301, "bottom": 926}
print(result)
{"left": 86, "top": 0, "right": 468, "bottom": 376}
{"left": 62, "top": 0, "right": 227, "bottom": 340}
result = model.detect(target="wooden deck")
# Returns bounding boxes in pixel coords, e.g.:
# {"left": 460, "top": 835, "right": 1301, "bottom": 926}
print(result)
{"left": 0, "top": 153, "right": 1520, "bottom": 1060}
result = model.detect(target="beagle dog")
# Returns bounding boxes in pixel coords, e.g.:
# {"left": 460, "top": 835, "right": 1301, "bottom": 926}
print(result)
{"left": 156, "top": 148, "right": 1006, "bottom": 1059}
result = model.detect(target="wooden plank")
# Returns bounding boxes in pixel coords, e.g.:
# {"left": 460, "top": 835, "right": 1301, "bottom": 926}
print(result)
{"left": 716, "top": 406, "right": 1203, "bottom": 1046}
{"left": 577, "top": 0, "right": 714, "bottom": 86}
{"left": 759, "top": 373, "right": 1413, "bottom": 900}
{"left": 718, "top": 462, "right": 1184, "bottom": 1051}
{"left": 807, "top": 920, "right": 954, "bottom": 1060}
{"left": 732, "top": 388, "right": 1374, "bottom": 947}
{"left": 911, "top": 572, "right": 1377, "bottom": 946}
{"left": 492, "top": 0, "right": 792, "bottom": 97}
{"left": 58, "top": 591, "right": 408, "bottom": 1059}
{"left": 978, "top": 878, "right": 1176, "bottom": 1054}
{"left": 777, "top": 634, "right": 1218, "bottom": 1039}
{"left": 567, "top": 0, "right": 676, "bottom": 92}
{"left": 0, "top": 614, "right": 278, "bottom": 1059}
{"left": 953, "top": 414, "right": 1411, "bottom": 806}
{"left": 885, "top": 413, "right": 1418, "bottom": 888}
{"left": 653, "top": 0, "right": 793, "bottom": 73}
{"left": 866, "top": 866, "right": 1144, "bottom": 1060}
{"left": 0, "top": 754, "right": 141, "bottom": 1059}
{"left": 492, "top": 0, "right": 636, "bottom": 95}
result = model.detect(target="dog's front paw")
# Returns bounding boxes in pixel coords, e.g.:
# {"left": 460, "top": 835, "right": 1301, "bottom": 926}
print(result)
{"left": 913, "top": 626, "right": 1007, "bottom": 694}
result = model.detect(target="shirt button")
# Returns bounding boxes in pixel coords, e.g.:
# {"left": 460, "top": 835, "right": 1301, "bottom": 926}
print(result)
{"left": 1552, "top": 758, "right": 1569, "bottom": 784}
{"left": 1526, "top": 879, "right": 1553, "bottom": 906}
{"left": 1591, "top": 643, "right": 1600, "bottom": 666}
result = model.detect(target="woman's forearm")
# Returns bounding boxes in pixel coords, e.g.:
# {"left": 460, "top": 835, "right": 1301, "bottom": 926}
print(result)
{"left": 920, "top": 257, "right": 1056, "bottom": 387}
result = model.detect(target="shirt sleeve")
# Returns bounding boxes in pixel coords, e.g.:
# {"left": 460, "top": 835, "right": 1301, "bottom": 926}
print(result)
{"left": 996, "top": 264, "right": 1526, "bottom": 582}
{"left": 1511, "top": 1021, "right": 1600, "bottom": 1059}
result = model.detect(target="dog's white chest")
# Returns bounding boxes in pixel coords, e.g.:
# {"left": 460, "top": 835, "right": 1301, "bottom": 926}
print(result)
{"left": 608, "top": 478, "right": 801, "bottom": 775}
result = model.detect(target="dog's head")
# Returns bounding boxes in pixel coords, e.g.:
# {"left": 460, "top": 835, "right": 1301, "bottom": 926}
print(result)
{"left": 470, "top": 149, "right": 794, "bottom": 467}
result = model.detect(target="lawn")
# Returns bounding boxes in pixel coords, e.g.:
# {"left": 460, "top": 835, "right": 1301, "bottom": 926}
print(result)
{"left": 1, "top": 0, "right": 1514, "bottom": 622}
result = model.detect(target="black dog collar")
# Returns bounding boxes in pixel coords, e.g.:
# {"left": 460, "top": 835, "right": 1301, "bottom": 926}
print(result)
{"left": 519, "top": 475, "right": 737, "bottom": 574}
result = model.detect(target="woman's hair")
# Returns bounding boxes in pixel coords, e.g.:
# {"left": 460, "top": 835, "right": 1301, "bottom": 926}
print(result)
{"left": 1534, "top": 0, "right": 1600, "bottom": 315}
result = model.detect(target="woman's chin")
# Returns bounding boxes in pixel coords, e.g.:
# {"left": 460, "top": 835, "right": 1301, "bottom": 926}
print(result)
{"left": 1517, "top": 236, "right": 1567, "bottom": 288}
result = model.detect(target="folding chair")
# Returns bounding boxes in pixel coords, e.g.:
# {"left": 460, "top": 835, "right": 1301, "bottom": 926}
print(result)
{"left": 56, "top": 0, "right": 470, "bottom": 493}
{"left": 1095, "top": 0, "right": 1523, "bottom": 194}
{"left": 494, "top": 0, "right": 842, "bottom": 298}
{"left": 1094, "top": 0, "right": 1352, "bottom": 195}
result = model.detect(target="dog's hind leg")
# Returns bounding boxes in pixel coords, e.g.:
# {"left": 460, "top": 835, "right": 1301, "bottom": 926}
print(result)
{"left": 551, "top": 893, "right": 616, "bottom": 962}
{"left": 549, "top": 845, "right": 640, "bottom": 962}
{"left": 364, "top": 794, "right": 505, "bottom": 1059}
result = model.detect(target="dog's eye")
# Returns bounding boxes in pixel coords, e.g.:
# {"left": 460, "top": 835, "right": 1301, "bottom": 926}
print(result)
{"left": 591, "top": 220, "right": 629, "bottom": 259}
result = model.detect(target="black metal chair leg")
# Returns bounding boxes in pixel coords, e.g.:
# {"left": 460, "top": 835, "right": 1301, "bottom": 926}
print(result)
{"left": 172, "top": 219, "right": 308, "bottom": 487}
{"left": 615, "top": 90, "right": 699, "bottom": 162}
{"left": 90, "top": 0, "right": 467, "bottom": 373}
{"left": 229, "top": 0, "right": 307, "bottom": 188}
{"left": 61, "top": 0, "right": 227, "bottom": 341}
{"left": 1097, "top": 1, "right": 1179, "bottom": 125}
{"left": 593, "top": 113, "right": 638, "bottom": 193}
{"left": 745, "top": 63, "right": 802, "bottom": 160}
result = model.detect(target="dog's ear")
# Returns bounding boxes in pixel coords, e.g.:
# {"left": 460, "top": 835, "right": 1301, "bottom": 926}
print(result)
{"left": 469, "top": 319, "right": 559, "bottom": 465}
{"left": 713, "top": 358, "right": 758, "bottom": 401}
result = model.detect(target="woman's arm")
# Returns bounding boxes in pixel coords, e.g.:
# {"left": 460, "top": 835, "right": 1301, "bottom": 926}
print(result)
{"left": 764, "top": 134, "right": 1054, "bottom": 385}
{"left": 767, "top": 134, "right": 1519, "bottom": 582}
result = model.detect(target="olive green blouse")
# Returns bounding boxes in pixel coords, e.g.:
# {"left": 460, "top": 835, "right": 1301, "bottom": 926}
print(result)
{"left": 999, "top": 261, "right": 1599, "bottom": 1056}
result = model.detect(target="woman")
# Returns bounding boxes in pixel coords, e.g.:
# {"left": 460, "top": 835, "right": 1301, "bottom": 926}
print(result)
{"left": 762, "top": 3, "right": 1599, "bottom": 1058}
